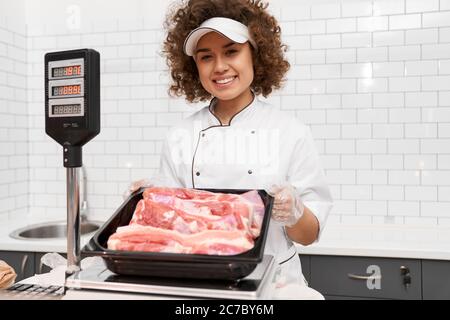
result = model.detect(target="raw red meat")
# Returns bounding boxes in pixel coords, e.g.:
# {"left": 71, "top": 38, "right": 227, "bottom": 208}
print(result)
{"left": 108, "top": 225, "right": 254, "bottom": 255}
{"left": 107, "top": 187, "right": 265, "bottom": 255}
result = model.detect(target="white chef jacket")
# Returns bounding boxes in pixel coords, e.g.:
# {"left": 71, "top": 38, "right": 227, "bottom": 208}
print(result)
{"left": 153, "top": 95, "right": 333, "bottom": 288}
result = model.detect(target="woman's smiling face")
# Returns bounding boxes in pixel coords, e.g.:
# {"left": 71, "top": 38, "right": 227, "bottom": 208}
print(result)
{"left": 194, "top": 32, "right": 254, "bottom": 103}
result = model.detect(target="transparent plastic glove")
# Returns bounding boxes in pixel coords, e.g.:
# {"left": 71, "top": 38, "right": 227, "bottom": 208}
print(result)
{"left": 122, "top": 178, "right": 153, "bottom": 200}
{"left": 266, "top": 184, "right": 305, "bottom": 227}
{"left": 40, "top": 252, "right": 67, "bottom": 270}
{"left": 41, "top": 253, "right": 104, "bottom": 270}
{"left": 35, "top": 253, "right": 105, "bottom": 288}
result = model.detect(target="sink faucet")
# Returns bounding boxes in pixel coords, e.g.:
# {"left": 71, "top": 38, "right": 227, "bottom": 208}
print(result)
{"left": 80, "top": 166, "right": 88, "bottom": 222}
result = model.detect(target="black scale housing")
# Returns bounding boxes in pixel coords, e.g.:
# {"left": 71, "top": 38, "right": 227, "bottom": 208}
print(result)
{"left": 45, "top": 49, "right": 100, "bottom": 168}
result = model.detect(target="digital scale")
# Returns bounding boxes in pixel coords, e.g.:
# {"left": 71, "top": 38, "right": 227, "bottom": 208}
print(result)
{"left": 45, "top": 49, "right": 100, "bottom": 276}
{"left": 44, "top": 49, "right": 275, "bottom": 300}
{"left": 65, "top": 255, "right": 276, "bottom": 299}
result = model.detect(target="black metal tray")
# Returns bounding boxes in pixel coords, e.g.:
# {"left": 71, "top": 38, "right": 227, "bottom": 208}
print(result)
{"left": 82, "top": 188, "right": 273, "bottom": 280}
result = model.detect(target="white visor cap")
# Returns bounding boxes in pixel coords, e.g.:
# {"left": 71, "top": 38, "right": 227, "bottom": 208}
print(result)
{"left": 183, "top": 17, "right": 257, "bottom": 56}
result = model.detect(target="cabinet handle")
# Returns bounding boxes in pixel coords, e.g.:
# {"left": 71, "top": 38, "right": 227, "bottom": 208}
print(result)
{"left": 400, "top": 266, "right": 411, "bottom": 289}
{"left": 347, "top": 273, "right": 382, "bottom": 280}
{"left": 21, "top": 254, "right": 29, "bottom": 276}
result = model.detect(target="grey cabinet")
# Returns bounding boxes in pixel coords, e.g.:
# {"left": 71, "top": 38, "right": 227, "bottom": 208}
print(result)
{"left": 0, "top": 251, "right": 35, "bottom": 282}
{"left": 307, "top": 255, "right": 421, "bottom": 300}
{"left": 34, "top": 252, "right": 51, "bottom": 274}
{"left": 299, "top": 254, "right": 311, "bottom": 285}
{"left": 422, "top": 260, "right": 450, "bottom": 300}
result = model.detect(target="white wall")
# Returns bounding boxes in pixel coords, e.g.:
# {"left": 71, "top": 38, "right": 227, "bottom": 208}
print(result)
{"left": 273, "top": 0, "right": 450, "bottom": 226}
{"left": 0, "top": 0, "right": 28, "bottom": 221}
{"left": 3, "top": 0, "right": 450, "bottom": 226}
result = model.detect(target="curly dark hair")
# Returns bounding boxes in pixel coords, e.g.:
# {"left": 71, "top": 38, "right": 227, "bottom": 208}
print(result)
{"left": 163, "top": 0, "right": 290, "bottom": 103}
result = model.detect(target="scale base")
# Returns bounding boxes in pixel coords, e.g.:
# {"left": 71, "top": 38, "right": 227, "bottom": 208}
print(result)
{"left": 66, "top": 255, "right": 276, "bottom": 300}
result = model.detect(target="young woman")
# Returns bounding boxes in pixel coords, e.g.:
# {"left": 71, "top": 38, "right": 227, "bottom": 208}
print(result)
{"left": 129, "top": 0, "right": 333, "bottom": 298}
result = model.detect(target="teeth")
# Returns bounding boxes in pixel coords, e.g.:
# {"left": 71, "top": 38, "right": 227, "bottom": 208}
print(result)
{"left": 216, "top": 77, "right": 234, "bottom": 84}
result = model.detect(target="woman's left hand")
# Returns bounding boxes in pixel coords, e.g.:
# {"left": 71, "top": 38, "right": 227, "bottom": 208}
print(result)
{"left": 266, "top": 184, "right": 305, "bottom": 227}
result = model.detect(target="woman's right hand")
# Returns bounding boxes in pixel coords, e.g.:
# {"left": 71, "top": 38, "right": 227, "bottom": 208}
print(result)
{"left": 123, "top": 178, "right": 153, "bottom": 199}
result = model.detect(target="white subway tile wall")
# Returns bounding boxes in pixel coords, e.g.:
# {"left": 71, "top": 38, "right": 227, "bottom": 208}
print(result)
{"left": 1, "top": 0, "right": 450, "bottom": 225}
{"left": 0, "top": 1, "right": 28, "bottom": 221}
{"left": 281, "top": 0, "right": 450, "bottom": 225}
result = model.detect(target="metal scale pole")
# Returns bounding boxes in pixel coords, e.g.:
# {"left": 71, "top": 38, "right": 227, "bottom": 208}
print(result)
{"left": 64, "top": 145, "right": 83, "bottom": 277}
{"left": 66, "top": 166, "right": 81, "bottom": 276}
{"left": 65, "top": 145, "right": 83, "bottom": 281}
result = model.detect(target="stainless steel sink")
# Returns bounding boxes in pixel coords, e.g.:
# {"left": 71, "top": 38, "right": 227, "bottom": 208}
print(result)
{"left": 9, "top": 220, "right": 102, "bottom": 240}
